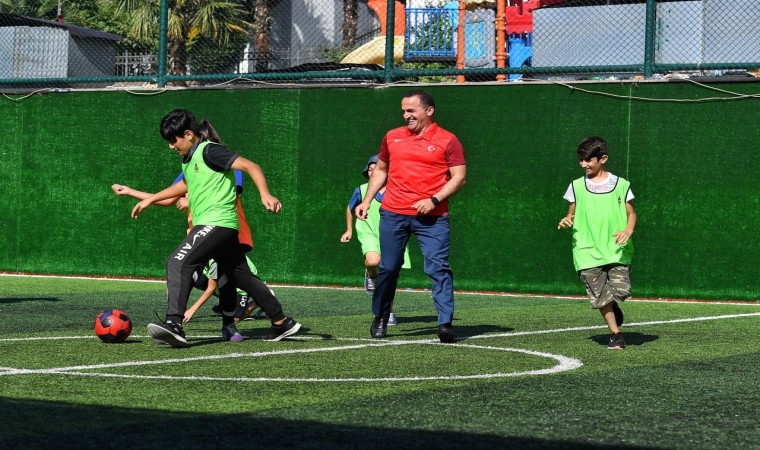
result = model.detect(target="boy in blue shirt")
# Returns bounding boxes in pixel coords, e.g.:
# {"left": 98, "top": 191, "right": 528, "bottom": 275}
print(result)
{"left": 341, "top": 155, "right": 410, "bottom": 325}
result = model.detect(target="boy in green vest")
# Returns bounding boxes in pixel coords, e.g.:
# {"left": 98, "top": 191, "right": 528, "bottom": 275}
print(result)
{"left": 131, "top": 109, "right": 301, "bottom": 347}
{"left": 558, "top": 136, "right": 637, "bottom": 350}
{"left": 341, "top": 155, "right": 410, "bottom": 325}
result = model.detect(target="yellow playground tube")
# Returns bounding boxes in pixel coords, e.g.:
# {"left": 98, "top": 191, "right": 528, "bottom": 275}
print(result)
{"left": 341, "top": 36, "right": 406, "bottom": 65}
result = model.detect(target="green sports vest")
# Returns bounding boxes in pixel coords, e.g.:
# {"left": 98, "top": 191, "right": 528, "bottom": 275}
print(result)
{"left": 356, "top": 183, "right": 381, "bottom": 239}
{"left": 571, "top": 176, "right": 634, "bottom": 271}
{"left": 357, "top": 184, "right": 411, "bottom": 269}
{"left": 182, "top": 141, "right": 238, "bottom": 230}
{"left": 205, "top": 256, "right": 258, "bottom": 296}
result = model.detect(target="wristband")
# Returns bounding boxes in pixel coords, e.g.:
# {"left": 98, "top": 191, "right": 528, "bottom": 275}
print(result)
{"left": 430, "top": 196, "right": 440, "bottom": 206}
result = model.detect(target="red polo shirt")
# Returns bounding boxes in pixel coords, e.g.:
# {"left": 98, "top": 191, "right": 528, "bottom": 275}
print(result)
{"left": 378, "top": 123, "right": 466, "bottom": 216}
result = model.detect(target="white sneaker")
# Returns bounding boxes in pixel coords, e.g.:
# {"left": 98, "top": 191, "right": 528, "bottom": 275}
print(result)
{"left": 388, "top": 312, "right": 398, "bottom": 326}
{"left": 364, "top": 270, "right": 376, "bottom": 296}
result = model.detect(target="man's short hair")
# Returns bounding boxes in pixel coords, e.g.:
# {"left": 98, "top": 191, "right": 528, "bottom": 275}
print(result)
{"left": 577, "top": 136, "right": 608, "bottom": 161}
{"left": 404, "top": 90, "right": 436, "bottom": 109}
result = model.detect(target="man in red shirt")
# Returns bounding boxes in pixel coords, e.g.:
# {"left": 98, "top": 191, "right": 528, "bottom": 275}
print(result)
{"left": 356, "top": 90, "right": 466, "bottom": 343}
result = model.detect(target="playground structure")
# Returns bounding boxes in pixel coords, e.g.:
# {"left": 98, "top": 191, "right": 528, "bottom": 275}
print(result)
{"left": 500, "top": 0, "right": 566, "bottom": 79}
{"left": 342, "top": 0, "right": 567, "bottom": 81}
{"left": 341, "top": 0, "right": 406, "bottom": 65}
{"left": 343, "top": 0, "right": 760, "bottom": 81}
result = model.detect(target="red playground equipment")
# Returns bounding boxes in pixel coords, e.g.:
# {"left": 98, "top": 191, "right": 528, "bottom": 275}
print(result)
{"left": 350, "top": 0, "right": 570, "bottom": 81}
{"left": 504, "top": 0, "right": 567, "bottom": 35}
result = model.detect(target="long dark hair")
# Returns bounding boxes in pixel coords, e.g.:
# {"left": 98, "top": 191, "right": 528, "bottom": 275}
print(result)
{"left": 199, "top": 118, "right": 223, "bottom": 144}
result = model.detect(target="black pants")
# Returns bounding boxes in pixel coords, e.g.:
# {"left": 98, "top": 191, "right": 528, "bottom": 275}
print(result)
{"left": 165, "top": 225, "right": 285, "bottom": 324}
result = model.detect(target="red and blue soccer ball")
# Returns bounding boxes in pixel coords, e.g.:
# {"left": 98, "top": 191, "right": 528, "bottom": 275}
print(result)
{"left": 94, "top": 309, "right": 133, "bottom": 343}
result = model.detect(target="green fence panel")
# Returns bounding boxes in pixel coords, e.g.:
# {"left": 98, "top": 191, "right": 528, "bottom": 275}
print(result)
{"left": 1, "top": 81, "right": 758, "bottom": 300}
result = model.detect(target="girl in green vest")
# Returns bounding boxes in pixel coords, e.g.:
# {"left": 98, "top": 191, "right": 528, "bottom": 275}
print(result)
{"left": 131, "top": 109, "right": 301, "bottom": 347}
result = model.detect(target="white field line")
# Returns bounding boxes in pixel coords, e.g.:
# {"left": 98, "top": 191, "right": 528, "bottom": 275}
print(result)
{"left": 0, "top": 341, "right": 582, "bottom": 382}
{"left": 3, "top": 272, "right": 760, "bottom": 305}
{"left": 2, "top": 311, "right": 759, "bottom": 383}
{"left": 465, "top": 311, "right": 760, "bottom": 340}
{"left": 2, "top": 311, "right": 758, "bottom": 344}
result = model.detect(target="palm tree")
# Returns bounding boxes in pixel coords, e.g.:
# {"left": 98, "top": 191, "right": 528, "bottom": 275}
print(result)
{"left": 110, "top": 0, "right": 251, "bottom": 76}
{"left": 342, "top": 0, "right": 358, "bottom": 48}
{"left": 251, "top": 0, "right": 278, "bottom": 72}
{"left": 0, "top": 0, "right": 56, "bottom": 16}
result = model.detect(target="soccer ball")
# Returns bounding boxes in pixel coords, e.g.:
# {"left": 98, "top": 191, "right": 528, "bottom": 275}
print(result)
{"left": 94, "top": 309, "right": 133, "bottom": 343}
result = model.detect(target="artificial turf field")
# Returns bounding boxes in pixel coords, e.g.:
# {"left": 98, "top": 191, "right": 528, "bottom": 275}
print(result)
{"left": 1, "top": 275, "right": 759, "bottom": 449}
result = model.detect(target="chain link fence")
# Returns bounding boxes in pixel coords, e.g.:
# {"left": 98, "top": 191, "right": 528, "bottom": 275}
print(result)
{"left": 0, "top": 0, "right": 758, "bottom": 91}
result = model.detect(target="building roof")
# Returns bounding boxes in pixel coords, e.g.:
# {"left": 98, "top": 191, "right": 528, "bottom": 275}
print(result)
{"left": 0, "top": 13, "right": 123, "bottom": 41}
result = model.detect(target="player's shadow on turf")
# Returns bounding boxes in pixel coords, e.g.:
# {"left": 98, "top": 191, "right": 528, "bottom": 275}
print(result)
{"left": 393, "top": 314, "right": 438, "bottom": 325}
{"left": 102, "top": 339, "right": 142, "bottom": 345}
{"left": 248, "top": 326, "right": 312, "bottom": 342}
{"left": 178, "top": 326, "right": 315, "bottom": 347}
{"left": 401, "top": 320, "right": 514, "bottom": 339}
{"left": 0, "top": 296, "right": 59, "bottom": 304}
{"left": 588, "top": 332, "right": 659, "bottom": 347}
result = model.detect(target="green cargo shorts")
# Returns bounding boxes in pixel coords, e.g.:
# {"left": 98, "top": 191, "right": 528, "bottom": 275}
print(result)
{"left": 578, "top": 264, "right": 631, "bottom": 309}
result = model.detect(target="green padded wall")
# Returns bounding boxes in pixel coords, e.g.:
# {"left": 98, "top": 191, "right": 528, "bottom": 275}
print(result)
{"left": 1, "top": 81, "right": 758, "bottom": 300}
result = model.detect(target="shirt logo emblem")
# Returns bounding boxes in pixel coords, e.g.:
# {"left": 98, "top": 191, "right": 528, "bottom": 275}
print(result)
{"left": 194, "top": 163, "right": 199, "bottom": 173}
{"left": 427, "top": 145, "right": 436, "bottom": 152}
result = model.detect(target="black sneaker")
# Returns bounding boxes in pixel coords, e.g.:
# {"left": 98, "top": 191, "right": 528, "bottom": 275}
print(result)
{"left": 608, "top": 332, "right": 626, "bottom": 350}
{"left": 263, "top": 317, "right": 302, "bottom": 341}
{"left": 437, "top": 323, "right": 456, "bottom": 344}
{"left": 612, "top": 302, "right": 624, "bottom": 327}
{"left": 222, "top": 322, "right": 244, "bottom": 342}
{"left": 147, "top": 321, "right": 189, "bottom": 348}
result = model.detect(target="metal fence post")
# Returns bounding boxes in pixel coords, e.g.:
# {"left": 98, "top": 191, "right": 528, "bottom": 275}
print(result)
{"left": 157, "top": 0, "right": 168, "bottom": 87}
{"left": 495, "top": 0, "right": 506, "bottom": 82}
{"left": 643, "top": 0, "right": 657, "bottom": 78}
{"left": 384, "top": 0, "right": 395, "bottom": 83}
{"left": 456, "top": 0, "right": 465, "bottom": 83}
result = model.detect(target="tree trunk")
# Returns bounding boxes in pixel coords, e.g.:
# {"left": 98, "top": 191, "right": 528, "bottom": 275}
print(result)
{"left": 168, "top": 39, "right": 188, "bottom": 76}
{"left": 254, "top": 0, "right": 273, "bottom": 72}
{"left": 342, "top": 0, "right": 358, "bottom": 48}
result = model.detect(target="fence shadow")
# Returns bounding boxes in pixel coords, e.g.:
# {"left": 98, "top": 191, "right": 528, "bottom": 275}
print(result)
{"left": 0, "top": 397, "right": 656, "bottom": 450}
{"left": 0, "top": 297, "right": 59, "bottom": 304}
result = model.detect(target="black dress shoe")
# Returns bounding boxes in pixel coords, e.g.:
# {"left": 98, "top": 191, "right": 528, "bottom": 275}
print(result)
{"left": 370, "top": 316, "right": 388, "bottom": 338}
{"left": 437, "top": 323, "right": 456, "bottom": 343}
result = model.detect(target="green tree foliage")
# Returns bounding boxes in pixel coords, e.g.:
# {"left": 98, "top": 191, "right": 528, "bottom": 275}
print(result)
{"left": 108, "top": 0, "right": 251, "bottom": 76}
{"left": 188, "top": 33, "right": 247, "bottom": 74}
{"left": 0, "top": 0, "right": 148, "bottom": 51}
